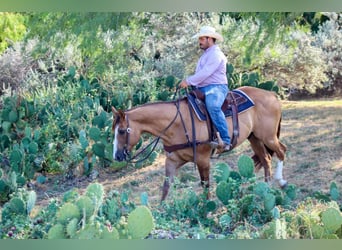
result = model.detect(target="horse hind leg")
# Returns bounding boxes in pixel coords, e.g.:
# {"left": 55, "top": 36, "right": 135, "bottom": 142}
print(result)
{"left": 248, "top": 133, "right": 273, "bottom": 183}
{"left": 264, "top": 140, "right": 288, "bottom": 188}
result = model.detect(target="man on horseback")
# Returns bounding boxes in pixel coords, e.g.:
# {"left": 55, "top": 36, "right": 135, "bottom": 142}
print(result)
{"left": 179, "top": 26, "right": 232, "bottom": 152}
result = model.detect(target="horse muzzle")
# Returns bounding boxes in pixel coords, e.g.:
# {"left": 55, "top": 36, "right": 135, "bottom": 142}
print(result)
{"left": 114, "top": 148, "right": 130, "bottom": 162}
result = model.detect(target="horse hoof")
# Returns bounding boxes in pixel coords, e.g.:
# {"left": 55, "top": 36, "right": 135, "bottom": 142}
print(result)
{"left": 279, "top": 180, "right": 288, "bottom": 189}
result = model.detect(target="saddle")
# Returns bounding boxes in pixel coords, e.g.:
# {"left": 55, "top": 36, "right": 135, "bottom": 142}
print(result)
{"left": 187, "top": 88, "right": 255, "bottom": 149}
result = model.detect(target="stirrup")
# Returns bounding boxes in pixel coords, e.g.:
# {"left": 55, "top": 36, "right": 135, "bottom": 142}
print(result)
{"left": 209, "top": 140, "right": 219, "bottom": 149}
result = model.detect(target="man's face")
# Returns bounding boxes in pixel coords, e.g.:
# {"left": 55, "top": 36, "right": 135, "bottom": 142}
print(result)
{"left": 199, "top": 36, "right": 210, "bottom": 50}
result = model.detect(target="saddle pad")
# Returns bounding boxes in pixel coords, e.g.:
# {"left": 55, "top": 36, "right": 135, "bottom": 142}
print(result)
{"left": 188, "top": 89, "right": 255, "bottom": 121}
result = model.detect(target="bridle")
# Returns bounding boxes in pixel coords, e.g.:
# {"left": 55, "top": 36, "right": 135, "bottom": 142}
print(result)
{"left": 114, "top": 86, "right": 206, "bottom": 165}
{"left": 116, "top": 98, "right": 181, "bottom": 164}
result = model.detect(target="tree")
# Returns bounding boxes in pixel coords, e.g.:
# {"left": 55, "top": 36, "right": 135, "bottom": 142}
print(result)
{"left": 0, "top": 12, "right": 27, "bottom": 54}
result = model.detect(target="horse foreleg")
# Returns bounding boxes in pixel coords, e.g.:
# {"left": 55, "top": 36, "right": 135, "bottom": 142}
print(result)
{"left": 161, "top": 156, "right": 184, "bottom": 201}
{"left": 197, "top": 161, "right": 211, "bottom": 199}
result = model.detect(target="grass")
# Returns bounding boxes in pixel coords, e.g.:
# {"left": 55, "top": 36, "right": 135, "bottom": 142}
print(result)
{"left": 279, "top": 99, "right": 342, "bottom": 198}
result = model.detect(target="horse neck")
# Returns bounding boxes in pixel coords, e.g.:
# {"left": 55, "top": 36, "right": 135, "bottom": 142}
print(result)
{"left": 127, "top": 101, "right": 182, "bottom": 137}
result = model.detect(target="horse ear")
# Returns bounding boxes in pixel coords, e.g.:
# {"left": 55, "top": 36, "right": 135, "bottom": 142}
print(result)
{"left": 112, "top": 106, "right": 119, "bottom": 115}
{"left": 112, "top": 106, "right": 125, "bottom": 119}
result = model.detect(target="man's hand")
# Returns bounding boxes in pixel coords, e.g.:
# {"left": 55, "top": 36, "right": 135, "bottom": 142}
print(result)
{"left": 179, "top": 80, "right": 188, "bottom": 89}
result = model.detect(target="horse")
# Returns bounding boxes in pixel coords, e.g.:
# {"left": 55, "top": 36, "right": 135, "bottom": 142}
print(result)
{"left": 111, "top": 86, "right": 287, "bottom": 201}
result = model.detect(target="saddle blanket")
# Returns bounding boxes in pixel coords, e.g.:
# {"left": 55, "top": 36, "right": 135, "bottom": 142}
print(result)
{"left": 188, "top": 89, "right": 255, "bottom": 121}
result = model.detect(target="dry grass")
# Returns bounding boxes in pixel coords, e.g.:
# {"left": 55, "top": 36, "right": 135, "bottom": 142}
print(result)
{"left": 279, "top": 99, "right": 342, "bottom": 198}
{"left": 35, "top": 99, "right": 342, "bottom": 207}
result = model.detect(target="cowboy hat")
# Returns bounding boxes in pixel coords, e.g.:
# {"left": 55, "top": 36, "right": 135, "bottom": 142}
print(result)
{"left": 192, "top": 26, "right": 223, "bottom": 42}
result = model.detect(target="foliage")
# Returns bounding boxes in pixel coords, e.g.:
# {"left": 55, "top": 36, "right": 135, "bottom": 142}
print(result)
{"left": 220, "top": 14, "right": 329, "bottom": 94}
{"left": 0, "top": 66, "right": 164, "bottom": 203}
{"left": 0, "top": 183, "right": 154, "bottom": 239}
{"left": 313, "top": 13, "right": 342, "bottom": 92}
{"left": 0, "top": 12, "right": 341, "bottom": 239}
{"left": 0, "top": 13, "right": 26, "bottom": 53}
{"left": 1, "top": 158, "right": 341, "bottom": 239}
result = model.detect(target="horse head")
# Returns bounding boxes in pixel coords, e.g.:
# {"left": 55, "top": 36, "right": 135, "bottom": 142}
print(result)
{"left": 111, "top": 106, "right": 137, "bottom": 162}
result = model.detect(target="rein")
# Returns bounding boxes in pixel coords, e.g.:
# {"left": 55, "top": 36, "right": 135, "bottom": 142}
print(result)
{"left": 124, "top": 86, "right": 207, "bottom": 165}
{"left": 125, "top": 87, "right": 183, "bottom": 164}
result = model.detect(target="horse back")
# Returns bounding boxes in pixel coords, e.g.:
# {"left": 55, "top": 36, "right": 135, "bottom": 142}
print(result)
{"left": 238, "top": 86, "right": 281, "bottom": 114}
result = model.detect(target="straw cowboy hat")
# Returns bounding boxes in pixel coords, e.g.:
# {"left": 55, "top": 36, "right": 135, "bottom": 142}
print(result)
{"left": 192, "top": 26, "right": 224, "bottom": 42}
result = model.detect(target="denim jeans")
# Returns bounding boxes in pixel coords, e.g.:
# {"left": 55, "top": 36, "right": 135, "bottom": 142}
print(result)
{"left": 198, "top": 84, "right": 230, "bottom": 145}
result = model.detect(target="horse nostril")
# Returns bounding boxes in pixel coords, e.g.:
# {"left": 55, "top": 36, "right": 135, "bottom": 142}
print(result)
{"left": 115, "top": 151, "right": 126, "bottom": 162}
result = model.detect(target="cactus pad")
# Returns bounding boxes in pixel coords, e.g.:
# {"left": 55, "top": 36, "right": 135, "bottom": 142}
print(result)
{"left": 216, "top": 181, "right": 232, "bottom": 205}
{"left": 85, "top": 183, "right": 104, "bottom": 210}
{"left": 48, "top": 223, "right": 66, "bottom": 239}
{"left": 237, "top": 155, "right": 254, "bottom": 178}
{"left": 57, "top": 203, "right": 81, "bottom": 224}
{"left": 213, "top": 162, "right": 230, "bottom": 183}
{"left": 320, "top": 207, "right": 342, "bottom": 234}
{"left": 127, "top": 206, "right": 154, "bottom": 239}
{"left": 76, "top": 195, "right": 95, "bottom": 220}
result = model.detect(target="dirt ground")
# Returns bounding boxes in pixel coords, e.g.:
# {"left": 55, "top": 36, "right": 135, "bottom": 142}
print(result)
{"left": 33, "top": 99, "right": 342, "bottom": 208}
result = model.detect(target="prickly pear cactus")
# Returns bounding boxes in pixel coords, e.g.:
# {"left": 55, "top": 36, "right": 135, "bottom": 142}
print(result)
{"left": 56, "top": 202, "right": 81, "bottom": 224}
{"left": 26, "top": 190, "right": 37, "bottom": 215}
{"left": 9, "top": 197, "right": 26, "bottom": 215}
{"left": 216, "top": 181, "right": 232, "bottom": 205}
{"left": 264, "top": 193, "right": 276, "bottom": 211}
{"left": 262, "top": 218, "right": 287, "bottom": 239}
{"left": 76, "top": 195, "right": 95, "bottom": 220}
{"left": 101, "top": 227, "right": 119, "bottom": 239}
{"left": 85, "top": 183, "right": 104, "bottom": 207}
{"left": 127, "top": 206, "right": 154, "bottom": 239}
{"left": 213, "top": 162, "right": 230, "bottom": 183}
{"left": 66, "top": 218, "right": 79, "bottom": 238}
{"left": 88, "top": 127, "right": 101, "bottom": 141}
{"left": 237, "top": 155, "right": 254, "bottom": 179}
{"left": 79, "top": 129, "right": 89, "bottom": 150}
{"left": 92, "top": 142, "right": 105, "bottom": 158}
{"left": 320, "top": 207, "right": 342, "bottom": 234}
{"left": 9, "top": 149, "right": 23, "bottom": 173}
{"left": 253, "top": 181, "right": 270, "bottom": 198}
{"left": 8, "top": 110, "right": 19, "bottom": 123}
{"left": 284, "top": 184, "right": 297, "bottom": 200}
{"left": 329, "top": 182, "right": 339, "bottom": 201}
{"left": 77, "top": 224, "right": 99, "bottom": 239}
{"left": 28, "top": 141, "right": 39, "bottom": 154}
{"left": 47, "top": 223, "right": 66, "bottom": 239}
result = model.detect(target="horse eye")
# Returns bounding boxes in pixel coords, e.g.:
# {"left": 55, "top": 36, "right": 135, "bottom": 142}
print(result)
{"left": 118, "top": 129, "right": 126, "bottom": 135}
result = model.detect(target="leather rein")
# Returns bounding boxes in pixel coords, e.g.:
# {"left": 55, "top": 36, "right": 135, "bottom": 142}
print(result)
{"left": 124, "top": 88, "right": 207, "bottom": 164}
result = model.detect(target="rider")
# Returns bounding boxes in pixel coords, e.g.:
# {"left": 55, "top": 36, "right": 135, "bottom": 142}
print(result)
{"left": 179, "top": 26, "right": 231, "bottom": 152}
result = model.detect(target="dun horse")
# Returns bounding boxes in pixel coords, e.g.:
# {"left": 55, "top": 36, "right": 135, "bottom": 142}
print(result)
{"left": 112, "top": 86, "right": 287, "bottom": 201}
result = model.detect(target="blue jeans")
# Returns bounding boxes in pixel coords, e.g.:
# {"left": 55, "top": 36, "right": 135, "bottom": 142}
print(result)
{"left": 198, "top": 84, "right": 230, "bottom": 145}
